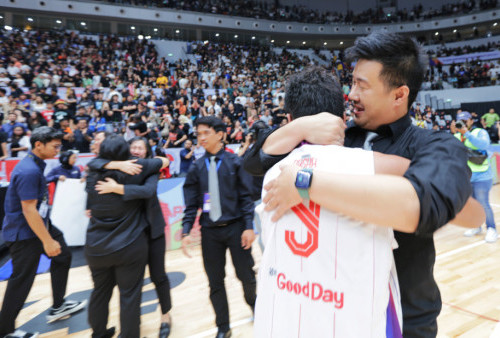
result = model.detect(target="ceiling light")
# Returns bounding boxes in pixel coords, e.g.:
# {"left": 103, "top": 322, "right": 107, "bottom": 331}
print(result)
{"left": 145, "top": 35, "right": 151, "bottom": 39}
{"left": 234, "top": 34, "right": 238, "bottom": 38}
{"left": 435, "top": 32, "right": 439, "bottom": 36}
{"left": 252, "top": 36, "right": 256, "bottom": 40}
{"left": 154, "top": 28, "right": 158, "bottom": 32}
{"left": 131, "top": 26, "right": 135, "bottom": 30}
{"left": 4, "top": 25, "right": 12, "bottom": 31}
{"left": 138, "top": 35, "right": 144, "bottom": 40}
{"left": 56, "top": 20, "right": 62, "bottom": 24}
{"left": 270, "top": 39, "right": 274, "bottom": 43}
{"left": 81, "top": 22, "right": 86, "bottom": 26}
{"left": 302, "top": 41, "right": 306, "bottom": 45}
{"left": 453, "top": 29, "right": 457, "bottom": 33}
{"left": 324, "top": 42, "right": 327, "bottom": 45}
{"left": 494, "top": 22, "right": 498, "bottom": 27}
{"left": 215, "top": 33, "right": 219, "bottom": 37}
{"left": 286, "top": 40, "right": 290, "bottom": 44}
{"left": 175, "top": 29, "right": 179, "bottom": 33}
{"left": 340, "top": 41, "right": 344, "bottom": 45}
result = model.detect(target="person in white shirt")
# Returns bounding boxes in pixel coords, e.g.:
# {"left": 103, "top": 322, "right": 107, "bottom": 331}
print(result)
{"left": 254, "top": 67, "right": 485, "bottom": 338}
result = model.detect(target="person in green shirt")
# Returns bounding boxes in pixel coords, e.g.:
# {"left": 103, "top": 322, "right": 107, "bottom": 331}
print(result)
{"left": 481, "top": 108, "right": 500, "bottom": 143}
{"left": 481, "top": 108, "right": 500, "bottom": 128}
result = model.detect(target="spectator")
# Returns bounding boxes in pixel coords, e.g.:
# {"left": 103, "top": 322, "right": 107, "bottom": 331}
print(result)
{"left": 46, "top": 151, "right": 82, "bottom": 183}
{"left": 481, "top": 108, "right": 500, "bottom": 143}
{"left": 9, "top": 126, "right": 31, "bottom": 158}
{"left": 3, "top": 111, "right": 27, "bottom": 138}
{"left": 179, "top": 139, "right": 195, "bottom": 177}
{"left": 72, "top": 120, "right": 93, "bottom": 153}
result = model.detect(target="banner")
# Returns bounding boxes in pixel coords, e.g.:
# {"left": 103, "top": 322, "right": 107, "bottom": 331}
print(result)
{"left": 50, "top": 179, "right": 89, "bottom": 246}
{"left": 437, "top": 51, "right": 500, "bottom": 65}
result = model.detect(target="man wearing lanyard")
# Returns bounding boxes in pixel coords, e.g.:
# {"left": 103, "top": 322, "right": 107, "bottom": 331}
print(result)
{"left": 243, "top": 32, "right": 471, "bottom": 338}
{"left": 181, "top": 116, "right": 256, "bottom": 338}
{"left": 0, "top": 127, "right": 86, "bottom": 338}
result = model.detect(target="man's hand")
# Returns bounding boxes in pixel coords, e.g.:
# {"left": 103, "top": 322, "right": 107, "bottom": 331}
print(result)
{"left": 58, "top": 175, "right": 66, "bottom": 181}
{"left": 241, "top": 229, "right": 256, "bottom": 250}
{"left": 95, "top": 177, "right": 121, "bottom": 194}
{"left": 458, "top": 124, "right": 469, "bottom": 135}
{"left": 85, "top": 209, "right": 92, "bottom": 218}
{"left": 181, "top": 235, "right": 192, "bottom": 258}
{"left": 263, "top": 164, "right": 302, "bottom": 222}
{"left": 301, "top": 112, "right": 346, "bottom": 146}
{"left": 117, "top": 160, "right": 142, "bottom": 175}
{"left": 43, "top": 238, "right": 61, "bottom": 257}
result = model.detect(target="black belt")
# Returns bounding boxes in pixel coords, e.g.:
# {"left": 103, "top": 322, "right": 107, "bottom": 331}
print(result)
{"left": 210, "top": 218, "right": 241, "bottom": 227}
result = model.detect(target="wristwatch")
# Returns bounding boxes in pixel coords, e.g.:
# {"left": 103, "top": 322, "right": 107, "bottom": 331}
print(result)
{"left": 295, "top": 169, "right": 313, "bottom": 200}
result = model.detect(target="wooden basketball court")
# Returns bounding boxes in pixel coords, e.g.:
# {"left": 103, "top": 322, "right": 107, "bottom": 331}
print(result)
{"left": 1, "top": 185, "right": 499, "bottom": 338}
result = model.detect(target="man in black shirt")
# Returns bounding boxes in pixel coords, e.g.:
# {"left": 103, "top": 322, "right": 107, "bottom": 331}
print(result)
{"left": 182, "top": 116, "right": 256, "bottom": 338}
{"left": 243, "top": 32, "right": 471, "bottom": 338}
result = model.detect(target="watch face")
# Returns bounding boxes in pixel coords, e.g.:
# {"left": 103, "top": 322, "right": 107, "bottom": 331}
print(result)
{"left": 295, "top": 171, "right": 312, "bottom": 189}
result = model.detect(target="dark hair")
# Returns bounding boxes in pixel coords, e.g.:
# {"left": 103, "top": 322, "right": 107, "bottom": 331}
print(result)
{"left": 196, "top": 116, "right": 225, "bottom": 133}
{"left": 98, "top": 135, "right": 130, "bottom": 161}
{"left": 285, "top": 66, "right": 344, "bottom": 119}
{"left": 30, "top": 126, "right": 63, "bottom": 148}
{"left": 345, "top": 32, "right": 426, "bottom": 110}
{"left": 128, "top": 136, "right": 153, "bottom": 159}
{"left": 59, "top": 150, "right": 75, "bottom": 169}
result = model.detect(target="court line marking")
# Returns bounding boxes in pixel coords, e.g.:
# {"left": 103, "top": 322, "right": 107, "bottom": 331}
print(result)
{"left": 188, "top": 202, "right": 500, "bottom": 337}
{"left": 436, "top": 240, "right": 485, "bottom": 261}
{"left": 187, "top": 317, "right": 253, "bottom": 338}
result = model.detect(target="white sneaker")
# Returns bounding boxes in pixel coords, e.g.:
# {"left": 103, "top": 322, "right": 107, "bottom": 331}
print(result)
{"left": 4, "top": 330, "right": 39, "bottom": 338}
{"left": 46, "top": 299, "right": 87, "bottom": 322}
{"left": 485, "top": 228, "right": 498, "bottom": 243}
{"left": 464, "top": 227, "right": 482, "bottom": 237}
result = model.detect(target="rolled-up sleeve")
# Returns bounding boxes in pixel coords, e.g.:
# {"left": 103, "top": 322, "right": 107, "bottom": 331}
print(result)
{"left": 403, "top": 132, "right": 472, "bottom": 236}
{"left": 242, "top": 128, "right": 288, "bottom": 176}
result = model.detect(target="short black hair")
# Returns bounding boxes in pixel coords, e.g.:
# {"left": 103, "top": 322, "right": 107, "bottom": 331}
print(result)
{"left": 30, "top": 126, "right": 63, "bottom": 148}
{"left": 345, "top": 32, "right": 427, "bottom": 110}
{"left": 98, "top": 135, "right": 130, "bottom": 161}
{"left": 285, "top": 66, "right": 344, "bottom": 119}
{"left": 196, "top": 116, "right": 225, "bottom": 133}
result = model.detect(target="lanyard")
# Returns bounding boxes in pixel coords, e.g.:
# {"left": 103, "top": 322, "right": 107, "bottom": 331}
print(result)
{"left": 205, "top": 155, "right": 223, "bottom": 172}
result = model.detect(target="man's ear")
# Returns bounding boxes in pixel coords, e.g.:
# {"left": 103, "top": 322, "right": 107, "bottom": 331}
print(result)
{"left": 217, "top": 130, "right": 224, "bottom": 141}
{"left": 394, "top": 85, "right": 410, "bottom": 108}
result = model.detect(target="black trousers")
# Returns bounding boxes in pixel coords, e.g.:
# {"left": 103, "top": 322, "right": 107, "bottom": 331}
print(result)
{"left": 201, "top": 222, "right": 256, "bottom": 332}
{"left": 0, "top": 225, "right": 72, "bottom": 336}
{"left": 148, "top": 234, "right": 172, "bottom": 315}
{"left": 85, "top": 233, "right": 148, "bottom": 338}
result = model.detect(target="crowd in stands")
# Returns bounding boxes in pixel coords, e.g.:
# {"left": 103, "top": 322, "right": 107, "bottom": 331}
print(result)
{"left": 101, "top": 0, "right": 499, "bottom": 25}
{"left": 0, "top": 28, "right": 498, "bottom": 164}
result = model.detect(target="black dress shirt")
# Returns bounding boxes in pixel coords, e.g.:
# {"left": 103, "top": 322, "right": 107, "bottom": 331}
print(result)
{"left": 182, "top": 148, "right": 254, "bottom": 234}
{"left": 242, "top": 114, "right": 472, "bottom": 338}
{"left": 85, "top": 158, "right": 163, "bottom": 256}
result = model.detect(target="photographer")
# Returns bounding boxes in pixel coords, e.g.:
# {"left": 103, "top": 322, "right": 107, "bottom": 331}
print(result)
{"left": 453, "top": 111, "right": 497, "bottom": 242}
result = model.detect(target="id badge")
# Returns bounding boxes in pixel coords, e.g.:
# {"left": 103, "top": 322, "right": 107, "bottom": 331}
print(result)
{"left": 39, "top": 200, "right": 49, "bottom": 219}
{"left": 203, "top": 193, "right": 211, "bottom": 212}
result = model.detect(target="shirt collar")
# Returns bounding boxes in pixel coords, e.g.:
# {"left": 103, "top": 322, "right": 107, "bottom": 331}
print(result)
{"left": 27, "top": 151, "right": 46, "bottom": 171}
{"left": 205, "top": 147, "right": 225, "bottom": 161}
{"left": 347, "top": 114, "right": 411, "bottom": 141}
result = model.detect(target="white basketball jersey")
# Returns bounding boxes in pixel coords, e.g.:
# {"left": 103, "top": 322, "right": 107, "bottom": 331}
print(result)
{"left": 254, "top": 145, "right": 402, "bottom": 338}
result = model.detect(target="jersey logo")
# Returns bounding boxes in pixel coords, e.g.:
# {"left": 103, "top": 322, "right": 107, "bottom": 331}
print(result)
{"left": 285, "top": 201, "right": 320, "bottom": 257}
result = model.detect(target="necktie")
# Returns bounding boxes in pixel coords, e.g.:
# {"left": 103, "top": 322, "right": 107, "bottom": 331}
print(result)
{"left": 363, "top": 132, "right": 378, "bottom": 150}
{"left": 209, "top": 156, "right": 222, "bottom": 221}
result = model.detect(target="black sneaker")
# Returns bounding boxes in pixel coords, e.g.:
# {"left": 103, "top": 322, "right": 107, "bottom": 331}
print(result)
{"left": 4, "top": 330, "right": 39, "bottom": 338}
{"left": 46, "top": 299, "right": 87, "bottom": 322}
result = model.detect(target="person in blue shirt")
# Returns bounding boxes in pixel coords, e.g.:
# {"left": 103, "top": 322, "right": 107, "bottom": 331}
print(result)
{"left": 3, "top": 111, "right": 27, "bottom": 138}
{"left": 454, "top": 111, "right": 498, "bottom": 242}
{"left": 0, "top": 127, "right": 87, "bottom": 338}
{"left": 179, "top": 139, "right": 195, "bottom": 177}
{"left": 46, "top": 151, "right": 82, "bottom": 183}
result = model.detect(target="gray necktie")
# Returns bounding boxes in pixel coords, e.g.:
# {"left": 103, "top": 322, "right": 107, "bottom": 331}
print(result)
{"left": 209, "top": 156, "right": 222, "bottom": 221}
{"left": 363, "top": 132, "right": 378, "bottom": 150}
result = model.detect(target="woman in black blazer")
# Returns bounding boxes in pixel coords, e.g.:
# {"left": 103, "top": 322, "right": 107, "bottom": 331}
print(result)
{"left": 85, "top": 135, "right": 169, "bottom": 338}
{"left": 88, "top": 137, "right": 172, "bottom": 338}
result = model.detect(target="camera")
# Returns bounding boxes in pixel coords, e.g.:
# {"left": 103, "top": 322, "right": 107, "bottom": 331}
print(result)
{"left": 455, "top": 121, "right": 464, "bottom": 129}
